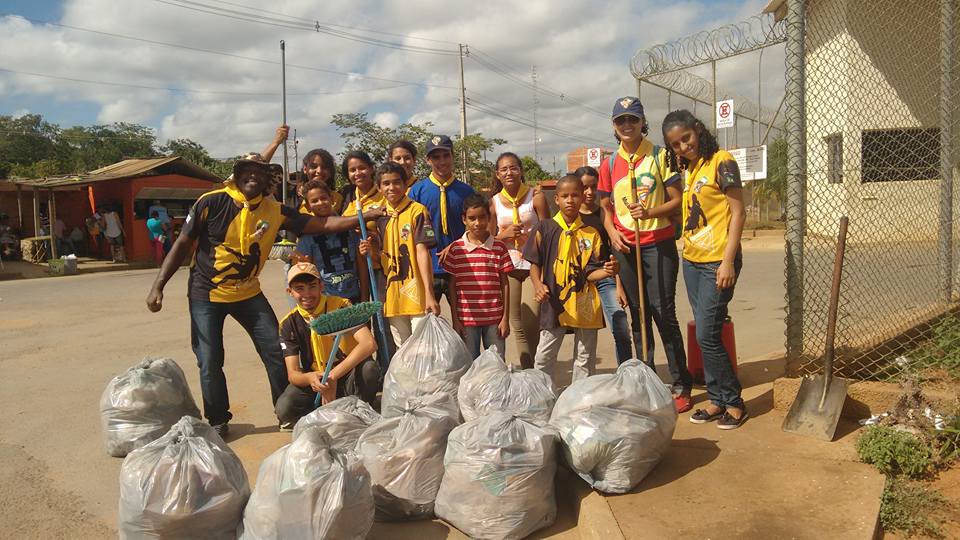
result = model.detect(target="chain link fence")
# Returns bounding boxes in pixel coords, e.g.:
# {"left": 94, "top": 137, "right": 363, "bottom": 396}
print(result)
{"left": 784, "top": 0, "right": 960, "bottom": 382}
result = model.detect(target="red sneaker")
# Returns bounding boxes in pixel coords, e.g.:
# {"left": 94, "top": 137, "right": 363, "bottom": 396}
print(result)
{"left": 674, "top": 394, "right": 693, "bottom": 414}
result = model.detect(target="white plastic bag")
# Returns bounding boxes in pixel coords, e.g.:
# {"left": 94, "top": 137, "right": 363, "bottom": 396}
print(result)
{"left": 549, "top": 360, "right": 676, "bottom": 493}
{"left": 118, "top": 416, "right": 249, "bottom": 539}
{"left": 356, "top": 394, "right": 459, "bottom": 521}
{"left": 239, "top": 426, "right": 374, "bottom": 540}
{"left": 435, "top": 412, "right": 558, "bottom": 539}
{"left": 458, "top": 347, "right": 556, "bottom": 425}
{"left": 100, "top": 358, "right": 201, "bottom": 457}
{"left": 291, "top": 395, "right": 380, "bottom": 451}
{"left": 381, "top": 313, "right": 471, "bottom": 418}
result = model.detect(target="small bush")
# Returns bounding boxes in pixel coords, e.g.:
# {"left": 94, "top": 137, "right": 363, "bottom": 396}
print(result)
{"left": 880, "top": 478, "right": 946, "bottom": 538}
{"left": 857, "top": 426, "right": 932, "bottom": 477}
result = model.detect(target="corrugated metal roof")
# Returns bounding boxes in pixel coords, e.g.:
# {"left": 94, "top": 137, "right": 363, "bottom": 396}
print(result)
{"left": 9, "top": 156, "right": 223, "bottom": 188}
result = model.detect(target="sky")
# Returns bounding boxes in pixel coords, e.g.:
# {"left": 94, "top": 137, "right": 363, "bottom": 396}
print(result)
{"left": 0, "top": 0, "right": 785, "bottom": 169}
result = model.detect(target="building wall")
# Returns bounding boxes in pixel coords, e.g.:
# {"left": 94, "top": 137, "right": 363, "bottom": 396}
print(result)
{"left": 566, "top": 147, "right": 614, "bottom": 174}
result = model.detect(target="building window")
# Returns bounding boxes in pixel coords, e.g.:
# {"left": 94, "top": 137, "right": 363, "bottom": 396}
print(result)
{"left": 861, "top": 128, "right": 939, "bottom": 182}
{"left": 826, "top": 134, "right": 843, "bottom": 184}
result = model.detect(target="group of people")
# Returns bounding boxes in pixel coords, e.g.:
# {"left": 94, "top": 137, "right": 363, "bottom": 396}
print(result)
{"left": 145, "top": 95, "right": 749, "bottom": 436}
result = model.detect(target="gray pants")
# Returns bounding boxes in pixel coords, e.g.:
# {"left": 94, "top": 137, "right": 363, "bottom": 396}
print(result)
{"left": 274, "top": 357, "right": 380, "bottom": 425}
{"left": 534, "top": 326, "right": 598, "bottom": 386}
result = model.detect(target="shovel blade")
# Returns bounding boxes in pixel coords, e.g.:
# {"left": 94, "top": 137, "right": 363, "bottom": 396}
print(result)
{"left": 781, "top": 375, "right": 850, "bottom": 441}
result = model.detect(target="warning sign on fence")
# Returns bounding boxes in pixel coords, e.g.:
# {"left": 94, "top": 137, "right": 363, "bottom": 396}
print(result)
{"left": 728, "top": 145, "right": 767, "bottom": 181}
{"left": 716, "top": 99, "right": 735, "bottom": 129}
{"left": 586, "top": 147, "right": 602, "bottom": 167}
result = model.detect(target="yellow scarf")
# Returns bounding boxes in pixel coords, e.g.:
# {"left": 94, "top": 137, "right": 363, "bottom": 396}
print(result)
{"left": 223, "top": 181, "right": 263, "bottom": 256}
{"left": 296, "top": 302, "right": 330, "bottom": 373}
{"left": 343, "top": 184, "right": 382, "bottom": 216}
{"left": 500, "top": 184, "right": 530, "bottom": 225}
{"left": 384, "top": 196, "right": 413, "bottom": 273}
{"left": 298, "top": 201, "right": 314, "bottom": 216}
{"left": 429, "top": 171, "right": 454, "bottom": 235}
{"left": 552, "top": 212, "right": 584, "bottom": 301}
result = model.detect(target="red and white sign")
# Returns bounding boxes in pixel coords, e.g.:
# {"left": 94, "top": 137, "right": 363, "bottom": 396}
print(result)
{"left": 586, "top": 147, "right": 602, "bottom": 167}
{"left": 716, "top": 99, "right": 735, "bottom": 129}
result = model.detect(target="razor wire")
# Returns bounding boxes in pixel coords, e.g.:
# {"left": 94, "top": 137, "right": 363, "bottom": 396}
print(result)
{"left": 784, "top": 0, "right": 960, "bottom": 384}
{"left": 643, "top": 70, "right": 785, "bottom": 129}
{"left": 630, "top": 14, "right": 785, "bottom": 78}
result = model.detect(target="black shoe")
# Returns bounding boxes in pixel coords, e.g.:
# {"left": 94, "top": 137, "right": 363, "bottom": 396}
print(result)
{"left": 278, "top": 421, "right": 294, "bottom": 433}
{"left": 717, "top": 409, "right": 749, "bottom": 430}
{"left": 689, "top": 407, "right": 725, "bottom": 424}
{"left": 212, "top": 422, "right": 230, "bottom": 438}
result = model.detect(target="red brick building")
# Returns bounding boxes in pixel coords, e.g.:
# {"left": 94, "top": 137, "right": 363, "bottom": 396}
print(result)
{"left": 566, "top": 146, "right": 615, "bottom": 173}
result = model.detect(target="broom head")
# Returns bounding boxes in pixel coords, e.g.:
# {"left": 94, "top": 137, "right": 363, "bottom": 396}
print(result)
{"left": 309, "top": 301, "right": 383, "bottom": 336}
{"left": 269, "top": 239, "right": 297, "bottom": 262}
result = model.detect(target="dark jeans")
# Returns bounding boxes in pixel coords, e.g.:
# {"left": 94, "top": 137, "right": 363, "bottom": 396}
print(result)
{"left": 274, "top": 357, "right": 380, "bottom": 425}
{"left": 683, "top": 254, "right": 744, "bottom": 409}
{"left": 189, "top": 293, "right": 287, "bottom": 425}
{"left": 614, "top": 239, "right": 692, "bottom": 393}
{"left": 596, "top": 276, "right": 633, "bottom": 365}
{"left": 433, "top": 274, "right": 452, "bottom": 307}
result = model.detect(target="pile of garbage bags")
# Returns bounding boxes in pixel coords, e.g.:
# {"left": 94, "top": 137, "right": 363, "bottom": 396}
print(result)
{"left": 118, "top": 416, "right": 249, "bottom": 539}
{"left": 435, "top": 412, "right": 558, "bottom": 539}
{"left": 381, "top": 314, "right": 471, "bottom": 418}
{"left": 100, "top": 358, "right": 200, "bottom": 457}
{"left": 458, "top": 347, "right": 556, "bottom": 425}
{"left": 239, "top": 426, "right": 374, "bottom": 540}
{"left": 549, "top": 359, "right": 677, "bottom": 493}
{"left": 356, "top": 394, "right": 460, "bottom": 521}
{"left": 291, "top": 396, "right": 380, "bottom": 451}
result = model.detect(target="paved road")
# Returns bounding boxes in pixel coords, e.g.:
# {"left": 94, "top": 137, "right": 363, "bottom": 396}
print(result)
{"left": 0, "top": 236, "right": 785, "bottom": 536}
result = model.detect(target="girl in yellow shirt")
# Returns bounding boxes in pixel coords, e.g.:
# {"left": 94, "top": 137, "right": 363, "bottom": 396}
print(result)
{"left": 663, "top": 109, "right": 748, "bottom": 430}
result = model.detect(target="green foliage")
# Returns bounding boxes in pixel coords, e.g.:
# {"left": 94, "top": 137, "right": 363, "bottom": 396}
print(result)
{"left": 162, "top": 138, "right": 232, "bottom": 180}
{"left": 904, "top": 313, "right": 960, "bottom": 380}
{"left": 857, "top": 426, "right": 933, "bottom": 477}
{"left": 520, "top": 155, "right": 552, "bottom": 185}
{"left": 879, "top": 478, "right": 947, "bottom": 538}
{"left": 754, "top": 137, "right": 786, "bottom": 208}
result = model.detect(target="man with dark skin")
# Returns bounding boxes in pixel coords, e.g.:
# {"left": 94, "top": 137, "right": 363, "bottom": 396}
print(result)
{"left": 145, "top": 156, "right": 384, "bottom": 436}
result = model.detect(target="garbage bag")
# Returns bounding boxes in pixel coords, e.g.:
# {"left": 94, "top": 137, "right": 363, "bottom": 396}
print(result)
{"left": 435, "top": 412, "right": 558, "bottom": 540}
{"left": 100, "top": 358, "right": 201, "bottom": 457}
{"left": 356, "top": 393, "right": 460, "bottom": 521}
{"left": 381, "top": 313, "right": 471, "bottom": 418}
{"left": 118, "top": 416, "right": 249, "bottom": 539}
{"left": 458, "top": 347, "right": 556, "bottom": 425}
{"left": 291, "top": 395, "right": 380, "bottom": 451}
{"left": 549, "top": 360, "right": 676, "bottom": 493}
{"left": 239, "top": 426, "right": 374, "bottom": 540}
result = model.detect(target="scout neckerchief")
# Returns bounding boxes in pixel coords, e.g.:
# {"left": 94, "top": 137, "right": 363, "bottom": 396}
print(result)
{"left": 224, "top": 180, "right": 263, "bottom": 256}
{"left": 618, "top": 142, "right": 659, "bottom": 212}
{"left": 500, "top": 183, "right": 530, "bottom": 248}
{"left": 428, "top": 171, "right": 454, "bottom": 235}
{"left": 385, "top": 195, "right": 414, "bottom": 276}
{"left": 551, "top": 211, "right": 584, "bottom": 302}
{"left": 296, "top": 298, "right": 333, "bottom": 373}
{"left": 298, "top": 201, "right": 313, "bottom": 216}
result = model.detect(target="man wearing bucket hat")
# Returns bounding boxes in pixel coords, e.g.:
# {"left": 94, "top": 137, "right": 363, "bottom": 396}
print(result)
{"left": 408, "top": 134, "right": 476, "bottom": 311}
{"left": 145, "top": 153, "right": 385, "bottom": 437}
{"left": 597, "top": 96, "right": 694, "bottom": 414}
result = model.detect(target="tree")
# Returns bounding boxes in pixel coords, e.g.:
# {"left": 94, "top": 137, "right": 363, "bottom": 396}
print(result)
{"left": 161, "top": 138, "right": 232, "bottom": 179}
{"left": 59, "top": 122, "right": 158, "bottom": 173}
{"left": 755, "top": 137, "right": 787, "bottom": 220}
{"left": 519, "top": 155, "right": 552, "bottom": 184}
{"left": 0, "top": 114, "right": 62, "bottom": 177}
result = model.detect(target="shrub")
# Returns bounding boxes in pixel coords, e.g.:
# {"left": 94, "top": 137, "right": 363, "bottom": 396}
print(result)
{"left": 879, "top": 478, "right": 946, "bottom": 538}
{"left": 856, "top": 426, "right": 932, "bottom": 477}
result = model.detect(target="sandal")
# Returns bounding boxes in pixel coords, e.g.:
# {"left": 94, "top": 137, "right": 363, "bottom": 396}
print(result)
{"left": 689, "top": 407, "right": 725, "bottom": 424}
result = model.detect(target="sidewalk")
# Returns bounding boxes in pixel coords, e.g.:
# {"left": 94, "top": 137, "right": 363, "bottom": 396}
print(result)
{"left": 0, "top": 257, "right": 153, "bottom": 280}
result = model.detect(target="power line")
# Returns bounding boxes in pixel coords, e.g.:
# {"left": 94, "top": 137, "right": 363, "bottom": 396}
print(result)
{"left": 465, "top": 101, "right": 607, "bottom": 148}
{"left": 0, "top": 67, "right": 410, "bottom": 96}
{"left": 466, "top": 91, "right": 611, "bottom": 141}
{"left": 1, "top": 13, "right": 458, "bottom": 91}
{"left": 149, "top": 0, "right": 458, "bottom": 56}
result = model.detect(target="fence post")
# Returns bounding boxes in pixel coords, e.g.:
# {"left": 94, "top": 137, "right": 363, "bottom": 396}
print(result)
{"left": 939, "top": 0, "right": 954, "bottom": 304}
{"left": 784, "top": 0, "right": 806, "bottom": 364}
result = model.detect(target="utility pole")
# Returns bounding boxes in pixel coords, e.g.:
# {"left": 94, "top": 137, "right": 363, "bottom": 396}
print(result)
{"left": 280, "top": 40, "right": 288, "bottom": 206}
{"left": 458, "top": 43, "right": 468, "bottom": 182}
{"left": 532, "top": 65, "right": 540, "bottom": 162}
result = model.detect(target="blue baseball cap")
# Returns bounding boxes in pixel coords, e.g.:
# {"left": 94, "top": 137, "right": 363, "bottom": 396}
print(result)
{"left": 612, "top": 96, "right": 644, "bottom": 119}
{"left": 425, "top": 134, "right": 454, "bottom": 157}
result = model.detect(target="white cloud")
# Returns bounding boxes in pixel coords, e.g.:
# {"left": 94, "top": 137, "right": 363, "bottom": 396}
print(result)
{"left": 0, "top": 0, "right": 786, "bottom": 166}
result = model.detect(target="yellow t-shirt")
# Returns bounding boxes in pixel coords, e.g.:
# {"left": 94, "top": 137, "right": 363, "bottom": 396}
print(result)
{"left": 279, "top": 295, "right": 359, "bottom": 374}
{"left": 341, "top": 185, "right": 385, "bottom": 231}
{"left": 375, "top": 197, "right": 438, "bottom": 317}
{"left": 681, "top": 149, "right": 743, "bottom": 263}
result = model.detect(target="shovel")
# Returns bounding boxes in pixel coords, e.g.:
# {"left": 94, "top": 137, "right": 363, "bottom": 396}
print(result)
{"left": 782, "top": 216, "right": 850, "bottom": 441}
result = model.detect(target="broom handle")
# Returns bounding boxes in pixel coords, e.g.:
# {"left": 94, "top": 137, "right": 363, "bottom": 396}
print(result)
{"left": 315, "top": 333, "right": 343, "bottom": 407}
{"left": 628, "top": 157, "right": 650, "bottom": 362}
{"left": 356, "top": 200, "right": 394, "bottom": 364}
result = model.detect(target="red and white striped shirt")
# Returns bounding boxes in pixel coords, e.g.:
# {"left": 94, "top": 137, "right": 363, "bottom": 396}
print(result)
{"left": 441, "top": 233, "right": 514, "bottom": 327}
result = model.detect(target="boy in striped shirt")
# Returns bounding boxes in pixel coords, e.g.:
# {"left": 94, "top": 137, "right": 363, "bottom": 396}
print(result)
{"left": 442, "top": 194, "right": 514, "bottom": 358}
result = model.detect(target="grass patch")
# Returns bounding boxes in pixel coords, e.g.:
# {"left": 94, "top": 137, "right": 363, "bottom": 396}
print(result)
{"left": 880, "top": 478, "right": 947, "bottom": 539}
{"left": 902, "top": 314, "right": 960, "bottom": 381}
{"left": 857, "top": 426, "right": 933, "bottom": 478}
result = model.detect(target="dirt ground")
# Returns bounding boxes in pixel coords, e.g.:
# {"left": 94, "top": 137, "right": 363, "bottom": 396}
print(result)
{"left": 0, "top": 237, "right": 786, "bottom": 537}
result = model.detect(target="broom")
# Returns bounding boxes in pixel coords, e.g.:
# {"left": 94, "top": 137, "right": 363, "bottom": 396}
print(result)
{"left": 269, "top": 239, "right": 297, "bottom": 262}
{"left": 309, "top": 301, "right": 383, "bottom": 406}
{"left": 354, "top": 198, "right": 393, "bottom": 371}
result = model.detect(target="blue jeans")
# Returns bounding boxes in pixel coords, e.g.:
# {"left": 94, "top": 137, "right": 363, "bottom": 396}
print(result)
{"left": 596, "top": 277, "right": 634, "bottom": 365}
{"left": 682, "top": 254, "right": 744, "bottom": 409}
{"left": 463, "top": 324, "right": 505, "bottom": 360}
{"left": 189, "top": 293, "right": 287, "bottom": 425}
{"left": 614, "top": 239, "right": 692, "bottom": 393}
